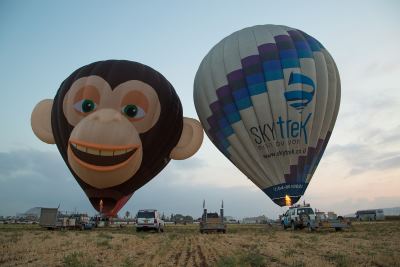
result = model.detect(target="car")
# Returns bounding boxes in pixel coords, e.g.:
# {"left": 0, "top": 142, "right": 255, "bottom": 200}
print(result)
{"left": 281, "top": 204, "right": 316, "bottom": 230}
{"left": 282, "top": 204, "right": 350, "bottom": 231}
{"left": 135, "top": 209, "right": 164, "bottom": 232}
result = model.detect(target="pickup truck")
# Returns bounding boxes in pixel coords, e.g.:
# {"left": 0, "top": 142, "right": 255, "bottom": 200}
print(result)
{"left": 281, "top": 204, "right": 350, "bottom": 231}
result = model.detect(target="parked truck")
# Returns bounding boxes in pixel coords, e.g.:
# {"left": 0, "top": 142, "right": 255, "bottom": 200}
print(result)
{"left": 39, "top": 208, "right": 59, "bottom": 229}
{"left": 39, "top": 208, "right": 93, "bottom": 230}
{"left": 200, "top": 200, "right": 226, "bottom": 234}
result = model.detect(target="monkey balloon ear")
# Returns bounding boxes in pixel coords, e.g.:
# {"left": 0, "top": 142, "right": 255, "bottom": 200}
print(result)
{"left": 31, "top": 99, "right": 55, "bottom": 144}
{"left": 170, "top": 117, "right": 204, "bottom": 160}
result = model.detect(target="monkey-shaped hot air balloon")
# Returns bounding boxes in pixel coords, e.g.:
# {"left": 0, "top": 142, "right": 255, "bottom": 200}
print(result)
{"left": 194, "top": 25, "right": 340, "bottom": 206}
{"left": 32, "top": 60, "right": 203, "bottom": 216}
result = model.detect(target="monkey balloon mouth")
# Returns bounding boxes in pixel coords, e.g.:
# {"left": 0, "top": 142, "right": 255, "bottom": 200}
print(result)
{"left": 69, "top": 140, "right": 139, "bottom": 171}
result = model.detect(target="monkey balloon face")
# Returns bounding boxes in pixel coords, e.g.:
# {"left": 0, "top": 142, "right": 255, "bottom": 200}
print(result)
{"left": 31, "top": 60, "right": 203, "bottom": 215}
{"left": 63, "top": 77, "right": 161, "bottom": 188}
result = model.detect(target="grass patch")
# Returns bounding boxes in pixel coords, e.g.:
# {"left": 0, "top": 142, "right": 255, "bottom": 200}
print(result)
{"left": 97, "top": 232, "right": 113, "bottom": 239}
{"left": 295, "top": 241, "right": 306, "bottom": 248}
{"left": 121, "top": 256, "right": 136, "bottom": 267}
{"left": 239, "top": 249, "right": 266, "bottom": 267}
{"left": 216, "top": 255, "right": 237, "bottom": 267}
{"left": 283, "top": 248, "right": 296, "bottom": 257}
{"left": 291, "top": 260, "right": 305, "bottom": 267}
{"left": 308, "top": 235, "right": 318, "bottom": 242}
{"left": 324, "top": 252, "right": 350, "bottom": 267}
{"left": 63, "top": 252, "right": 95, "bottom": 267}
{"left": 291, "top": 234, "right": 303, "bottom": 240}
{"left": 41, "top": 233, "right": 51, "bottom": 241}
{"left": 3, "top": 231, "right": 23, "bottom": 243}
{"left": 216, "top": 248, "right": 266, "bottom": 267}
{"left": 95, "top": 231, "right": 114, "bottom": 248}
{"left": 96, "top": 239, "right": 112, "bottom": 249}
{"left": 343, "top": 234, "right": 357, "bottom": 238}
{"left": 168, "top": 233, "right": 177, "bottom": 240}
{"left": 58, "top": 230, "right": 68, "bottom": 236}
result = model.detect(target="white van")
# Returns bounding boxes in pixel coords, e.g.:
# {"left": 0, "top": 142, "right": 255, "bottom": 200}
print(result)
{"left": 135, "top": 209, "right": 164, "bottom": 232}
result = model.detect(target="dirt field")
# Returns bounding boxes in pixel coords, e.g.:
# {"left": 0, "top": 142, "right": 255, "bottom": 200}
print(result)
{"left": 0, "top": 221, "right": 399, "bottom": 267}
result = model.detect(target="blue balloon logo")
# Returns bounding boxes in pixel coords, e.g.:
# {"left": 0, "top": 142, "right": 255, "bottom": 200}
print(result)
{"left": 284, "top": 72, "right": 315, "bottom": 111}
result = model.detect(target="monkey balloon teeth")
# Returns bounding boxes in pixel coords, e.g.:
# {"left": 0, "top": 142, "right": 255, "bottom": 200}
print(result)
{"left": 70, "top": 142, "right": 138, "bottom": 167}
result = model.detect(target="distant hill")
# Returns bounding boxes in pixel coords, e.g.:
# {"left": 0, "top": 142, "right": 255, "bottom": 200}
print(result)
{"left": 24, "top": 207, "right": 42, "bottom": 217}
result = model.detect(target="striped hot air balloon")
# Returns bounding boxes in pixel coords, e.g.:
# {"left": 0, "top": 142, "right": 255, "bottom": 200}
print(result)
{"left": 193, "top": 25, "right": 340, "bottom": 206}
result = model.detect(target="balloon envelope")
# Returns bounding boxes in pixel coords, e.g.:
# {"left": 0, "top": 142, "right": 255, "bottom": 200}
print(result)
{"left": 50, "top": 60, "right": 183, "bottom": 216}
{"left": 194, "top": 25, "right": 340, "bottom": 206}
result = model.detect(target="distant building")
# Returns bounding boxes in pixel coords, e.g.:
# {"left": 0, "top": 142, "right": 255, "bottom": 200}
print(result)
{"left": 382, "top": 207, "right": 400, "bottom": 216}
{"left": 242, "top": 215, "right": 270, "bottom": 224}
{"left": 224, "top": 216, "right": 238, "bottom": 224}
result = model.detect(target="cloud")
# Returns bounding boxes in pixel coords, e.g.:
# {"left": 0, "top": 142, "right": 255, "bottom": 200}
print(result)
{"left": 0, "top": 150, "right": 69, "bottom": 180}
{"left": 0, "top": 149, "right": 281, "bottom": 219}
{"left": 363, "top": 60, "right": 400, "bottom": 77}
{"left": 1, "top": 148, "right": 399, "bottom": 219}
{"left": 324, "top": 82, "right": 400, "bottom": 177}
{"left": 375, "top": 155, "right": 400, "bottom": 170}
{"left": 170, "top": 156, "right": 207, "bottom": 170}
{"left": 0, "top": 150, "right": 93, "bottom": 216}
{"left": 325, "top": 138, "right": 400, "bottom": 177}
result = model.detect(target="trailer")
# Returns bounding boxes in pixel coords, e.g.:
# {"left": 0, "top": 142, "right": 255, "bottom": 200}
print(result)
{"left": 199, "top": 200, "right": 226, "bottom": 234}
{"left": 306, "top": 211, "right": 351, "bottom": 231}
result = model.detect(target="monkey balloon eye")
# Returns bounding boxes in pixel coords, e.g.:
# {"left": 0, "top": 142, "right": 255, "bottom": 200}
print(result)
{"left": 74, "top": 99, "right": 97, "bottom": 113}
{"left": 122, "top": 104, "right": 146, "bottom": 119}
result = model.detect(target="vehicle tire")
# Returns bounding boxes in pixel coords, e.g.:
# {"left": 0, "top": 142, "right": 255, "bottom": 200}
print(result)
{"left": 307, "top": 223, "right": 313, "bottom": 232}
{"left": 223, "top": 229, "right": 226, "bottom": 234}
{"left": 136, "top": 228, "right": 141, "bottom": 232}
{"left": 291, "top": 221, "right": 296, "bottom": 231}
{"left": 200, "top": 230, "right": 204, "bottom": 234}
{"left": 335, "top": 227, "right": 342, "bottom": 231}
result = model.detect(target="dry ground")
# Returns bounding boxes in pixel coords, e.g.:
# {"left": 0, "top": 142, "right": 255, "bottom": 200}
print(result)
{"left": 0, "top": 221, "right": 399, "bottom": 267}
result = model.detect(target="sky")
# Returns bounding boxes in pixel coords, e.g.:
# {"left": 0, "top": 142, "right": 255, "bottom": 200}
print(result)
{"left": 0, "top": 0, "right": 399, "bottom": 219}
